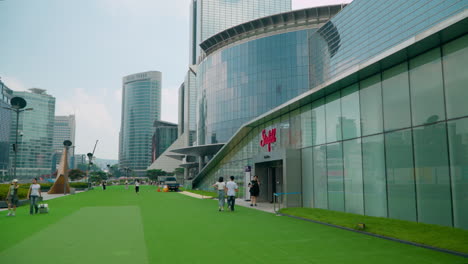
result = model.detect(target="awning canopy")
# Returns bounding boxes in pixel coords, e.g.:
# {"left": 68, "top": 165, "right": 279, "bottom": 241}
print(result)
{"left": 171, "top": 143, "right": 225, "bottom": 157}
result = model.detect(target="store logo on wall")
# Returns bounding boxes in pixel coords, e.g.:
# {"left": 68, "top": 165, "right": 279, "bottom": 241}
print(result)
{"left": 260, "top": 128, "right": 277, "bottom": 152}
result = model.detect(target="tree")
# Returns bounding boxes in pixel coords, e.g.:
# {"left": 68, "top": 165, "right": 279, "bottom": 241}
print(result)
{"left": 146, "top": 169, "right": 168, "bottom": 181}
{"left": 109, "top": 164, "right": 121, "bottom": 178}
{"left": 89, "top": 171, "right": 108, "bottom": 182}
{"left": 69, "top": 169, "right": 86, "bottom": 181}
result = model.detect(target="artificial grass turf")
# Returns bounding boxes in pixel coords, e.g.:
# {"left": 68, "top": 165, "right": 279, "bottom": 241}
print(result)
{"left": 279, "top": 207, "right": 468, "bottom": 254}
{"left": 0, "top": 186, "right": 466, "bottom": 264}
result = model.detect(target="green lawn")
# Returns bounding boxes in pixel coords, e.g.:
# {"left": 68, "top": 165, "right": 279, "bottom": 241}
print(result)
{"left": 280, "top": 207, "right": 468, "bottom": 254}
{"left": 0, "top": 186, "right": 466, "bottom": 264}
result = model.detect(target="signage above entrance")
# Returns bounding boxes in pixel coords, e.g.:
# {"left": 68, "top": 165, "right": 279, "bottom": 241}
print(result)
{"left": 260, "top": 128, "right": 277, "bottom": 152}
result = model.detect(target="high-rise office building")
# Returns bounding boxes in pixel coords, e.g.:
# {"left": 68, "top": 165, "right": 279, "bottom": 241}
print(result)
{"left": 10, "top": 88, "right": 55, "bottom": 180}
{"left": 119, "top": 71, "right": 162, "bottom": 177}
{"left": 52, "top": 115, "right": 76, "bottom": 171}
{"left": 186, "top": 0, "right": 292, "bottom": 143}
{"left": 53, "top": 115, "right": 76, "bottom": 152}
{"left": 189, "top": 0, "right": 291, "bottom": 64}
{"left": 151, "top": 121, "right": 178, "bottom": 162}
{"left": 0, "top": 79, "right": 13, "bottom": 179}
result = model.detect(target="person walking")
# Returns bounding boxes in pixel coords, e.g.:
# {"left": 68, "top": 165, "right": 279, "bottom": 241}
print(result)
{"left": 27, "top": 178, "right": 42, "bottom": 215}
{"left": 135, "top": 179, "right": 140, "bottom": 194}
{"left": 102, "top": 180, "right": 107, "bottom": 191}
{"left": 225, "top": 176, "right": 239, "bottom": 211}
{"left": 212, "top": 177, "right": 226, "bottom": 211}
{"left": 249, "top": 175, "right": 260, "bottom": 206}
{"left": 6, "top": 179, "right": 19, "bottom": 216}
{"left": 125, "top": 180, "right": 129, "bottom": 190}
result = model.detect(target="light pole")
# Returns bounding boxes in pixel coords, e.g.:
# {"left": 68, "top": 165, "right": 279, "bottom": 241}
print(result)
{"left": 86, "top": 152, "right": 93, "bottom": 188}
{"left": 2, "top": 97, "right": 33, "bottom": 181}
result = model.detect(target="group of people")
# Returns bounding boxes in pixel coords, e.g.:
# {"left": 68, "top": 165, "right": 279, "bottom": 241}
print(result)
{"left": 212, "top": 175, "right": 260, "bottom": 212}
{"left": 5, "top": 178, "right": 42, "bottom": 216}
{"left": 102, "top": 179, "right": 140, "bottom": 193}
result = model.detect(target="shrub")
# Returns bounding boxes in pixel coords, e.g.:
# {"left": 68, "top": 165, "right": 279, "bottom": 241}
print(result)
{"left": 0, "top": 184, "right": 28, "bottom": 200}
{"left": 70, "top": 182, "right": 88, "bottom": 188}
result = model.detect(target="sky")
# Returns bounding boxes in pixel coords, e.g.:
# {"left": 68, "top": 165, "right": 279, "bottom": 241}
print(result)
{"left": 0, "top": 0, "right": 352, "bottom": 160}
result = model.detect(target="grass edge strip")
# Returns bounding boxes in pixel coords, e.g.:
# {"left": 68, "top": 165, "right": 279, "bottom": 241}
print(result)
{"left": 279, "top": 213, "right": 468, "bottom": 258}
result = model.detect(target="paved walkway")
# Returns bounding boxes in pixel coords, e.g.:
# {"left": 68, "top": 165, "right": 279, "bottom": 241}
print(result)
{"left": 0, "top": 191, "right": 84, "bottom": 211}
{"left": 178, "top": 191, "right": 276, "bottom": 213}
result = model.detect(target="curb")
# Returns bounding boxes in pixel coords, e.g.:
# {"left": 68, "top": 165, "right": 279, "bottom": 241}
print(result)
{"left": 279, "top": 213, "right": 468, "bottom": 258}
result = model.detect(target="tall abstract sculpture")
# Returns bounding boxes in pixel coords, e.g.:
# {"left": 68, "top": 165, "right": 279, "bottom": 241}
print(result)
{"left": 48, "top": 140, "right": 72, "bottom": 194}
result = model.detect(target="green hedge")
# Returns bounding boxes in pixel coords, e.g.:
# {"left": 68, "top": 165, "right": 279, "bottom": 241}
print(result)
{"left": 70, "top": 182, "right": 88, "bottom": 188}
{"left": 0, "top": 184, "right": 28, "bottom": 200}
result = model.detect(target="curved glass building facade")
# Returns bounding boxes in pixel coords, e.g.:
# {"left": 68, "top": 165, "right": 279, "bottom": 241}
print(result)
{"left": 191, "top": 0, "right": 468, "bottom": 229}
{"left": 197, "top": 6, "right": 344, "bottom": 145}
{"left": 119, "top": 71, "right": 162, "bottom": 176}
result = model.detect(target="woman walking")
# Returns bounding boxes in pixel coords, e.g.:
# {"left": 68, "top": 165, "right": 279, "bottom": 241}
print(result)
{"left": 249, "top": 175, "right": 260, "bottom": 206}
{"left": 27, "top": 178, "right": 42, "bottom": 215}
{"left": 135, "top": 179, "right": 140, "bottom": 194}
{"left": 212, "top": 177, "right": 226, "bottom": 211}
{"left": 6, "top": 179, "right": 19, "bottom": 216}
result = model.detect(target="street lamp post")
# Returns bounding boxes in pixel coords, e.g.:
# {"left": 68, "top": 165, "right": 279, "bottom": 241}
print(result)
{"left": 86, "top": 152, "right": 93, "bottom": 188}
{"left": 2, "top": 97, "right": 33, "bottom": 181}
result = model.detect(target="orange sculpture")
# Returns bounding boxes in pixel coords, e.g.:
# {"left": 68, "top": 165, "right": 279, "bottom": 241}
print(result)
{"left": 48, "top": 141, "right": 72, "bottom": 194}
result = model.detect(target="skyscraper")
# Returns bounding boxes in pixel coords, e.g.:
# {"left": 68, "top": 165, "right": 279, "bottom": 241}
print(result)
{"left": 0, "top": 79, "right": 13, "bottom": 178}
{"left": 186, "top": 0, "right": 292, "bottom": 142}
{"left": 189, "top": 0, "right": 291, "bottom": 64}
{"left": 52, "top": 115, "right": 76, "bottom": 170}
{"left": 119, "top": 71, "right": 162, "bottom": 177}
{"left": 10, "top": 88, "right": 55, "bottom": 180}
{"left": 53, "top": 115, "right": 76, "bottom": 152}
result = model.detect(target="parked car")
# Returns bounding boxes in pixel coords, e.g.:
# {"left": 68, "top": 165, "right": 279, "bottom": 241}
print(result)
{"left": 160, "top": 176, "right": 179, "bottom": 191}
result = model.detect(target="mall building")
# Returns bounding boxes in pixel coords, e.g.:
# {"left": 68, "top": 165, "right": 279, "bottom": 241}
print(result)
{"left": 188, "top": 0, "right": 468, "bottom": 229}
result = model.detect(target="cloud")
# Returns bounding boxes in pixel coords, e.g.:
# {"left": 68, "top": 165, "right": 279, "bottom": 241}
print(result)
{"left": 100, "top": 0, "right": 190, "bottom": 19}
{"left": 0, "top": 75, "right": 27, "bottom": 91}
{"left": 161, "top": 86, "right": 179, "bottom": 124}
{"left": 56, "top": 88, "right": 120, "bottom": 160}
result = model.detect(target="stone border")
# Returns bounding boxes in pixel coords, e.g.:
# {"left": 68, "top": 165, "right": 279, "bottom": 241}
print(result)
{"left": 179, "top": 191, "right": 214, "bottom": 199}
{"left": 279, "top": 213, "right": 468, "bottom": 258}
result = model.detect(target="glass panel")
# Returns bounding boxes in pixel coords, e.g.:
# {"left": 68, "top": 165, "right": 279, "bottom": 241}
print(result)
{"left": 447, "top": 118, "right": 468, "bottom": 229}
{"left": 290, "top": 109, "right": 302, "bottom": 149}
{"left": 385, "top": 129, "right": 417, "bottom": 222}
{"left": 360, "top": 74, "right": 383, "bottom": 136}
{"left": 311, "top": 98, "right": 326, "bottom": 146}
{"left": 302, "top": 147, "right": 314, "bottom": 208}
{"left": 343, "top": 139, "right": 364, "bottom": 214}
{"left": 327, "top": 142, "right": 344, "bottom": 212}
{"left": 313, "top": 145, "right": 328, "bottom": 209}
{"left": 325, "top": 92, "right": 342, "bottom": 143}
{"left": 413, "top": 122, "right": 452, "bottom": 226}
{"left": 301, "top": 105, "right": 312, "bottom": 148}
{"left": 362, "top": 134, "right": 387, "bottom": 217}
{"left": 409, "top": 48, "right": 445, "bottom": 126}
{"left": 443, "top": 34, "right": 468, "bottom": 119}
{"left": 341, "top": 84, "right": 361, "bottom": 140}
{"left": 382, "top": 62, "right": 411, "bottom": 131}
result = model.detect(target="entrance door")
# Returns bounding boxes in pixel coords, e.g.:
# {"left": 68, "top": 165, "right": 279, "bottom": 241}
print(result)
{"left": 255, "top": 160, "right": 283, "bottom": 203}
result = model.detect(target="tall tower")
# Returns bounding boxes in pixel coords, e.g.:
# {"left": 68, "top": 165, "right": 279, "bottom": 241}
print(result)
{"left": 0, "top": 79, "right": 13, "bottom": 177}
{"left": 119, "top": 71, "right": 162, "bottom": 177}
{"left": 184, "top": 0, "right": 292, "bottom": 146}
{"left": 10, "top": 88, "right": 55, "bottom": 179}
{"left": 189, "top": 0, "right": 291, "bottom": 64}
{"left": 52, "top": 115, "right": 76, "bottom": 170}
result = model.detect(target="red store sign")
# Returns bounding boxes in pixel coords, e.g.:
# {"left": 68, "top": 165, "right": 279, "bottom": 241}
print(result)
{"left": 260, "top": 128, "right": 277, "bottom": 152}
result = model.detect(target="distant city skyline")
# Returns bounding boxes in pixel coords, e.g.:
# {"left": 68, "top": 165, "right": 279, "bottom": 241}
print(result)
{"left": 0, "top": 0, "right": 352, "bottom": 159}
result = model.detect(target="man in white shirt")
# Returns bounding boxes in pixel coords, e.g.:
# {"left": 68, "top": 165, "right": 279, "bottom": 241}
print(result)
{"left": 225, "top": 176, "right": 239, "bottom": 212}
